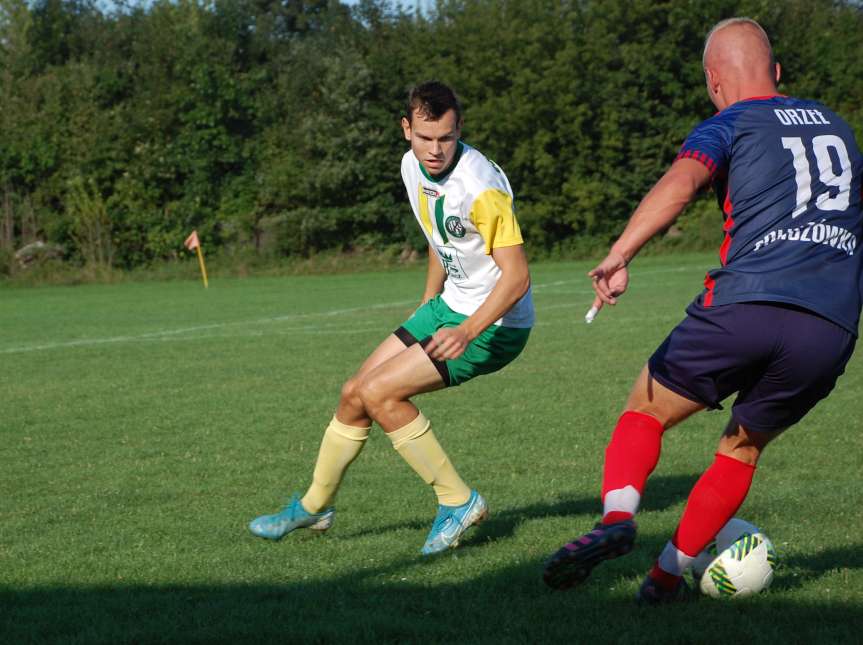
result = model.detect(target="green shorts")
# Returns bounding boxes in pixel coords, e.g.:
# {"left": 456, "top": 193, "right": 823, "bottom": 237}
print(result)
{"left": 394, "top": 295, "right": 531, "bottom": 386}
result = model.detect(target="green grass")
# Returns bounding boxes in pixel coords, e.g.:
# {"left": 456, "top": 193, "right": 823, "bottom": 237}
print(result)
{"left": 2, "top": 252, "right": 862, "bottom": 643}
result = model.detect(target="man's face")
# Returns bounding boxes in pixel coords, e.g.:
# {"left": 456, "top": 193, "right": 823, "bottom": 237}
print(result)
{"left": 401, "top": 108, "right": 462, "bottom": 176}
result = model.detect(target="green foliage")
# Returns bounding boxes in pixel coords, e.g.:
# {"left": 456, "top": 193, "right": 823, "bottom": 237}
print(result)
{"left": 1, "top": 0, "right": 861, "bottom": 271}
{"left": 65, "top": 175, "right": 114, "bottom": 274}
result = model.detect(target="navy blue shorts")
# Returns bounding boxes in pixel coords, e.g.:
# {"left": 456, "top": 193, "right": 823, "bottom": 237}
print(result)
{"left": 648, "top": 299, "right": 857, "bottom": 432}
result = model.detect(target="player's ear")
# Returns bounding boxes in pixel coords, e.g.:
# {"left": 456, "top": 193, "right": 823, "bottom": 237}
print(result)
{"left": 401, "top": 116, "right": 412, "bottom": 141}
{"left": 704, "top": 67, "right": 718, "bottom": 92}
{"left": 774, "top": 62, "right": 781, "bottom": 85}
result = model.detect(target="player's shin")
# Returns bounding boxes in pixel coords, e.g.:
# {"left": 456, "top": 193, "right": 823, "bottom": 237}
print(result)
{"left": 387, "top": 411, "right": 471, "bottom": 506}
{"left": 601, "top": 411, "right": 665, "bottom": 525}
{"left": 651, "top": 453, "right": 756, "bottom": 588}
{"left": 301, "top": 416, "right": 371, "bottom": 513}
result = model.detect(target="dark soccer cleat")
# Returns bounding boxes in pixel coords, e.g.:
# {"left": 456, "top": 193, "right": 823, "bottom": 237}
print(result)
{"left": 543, "top": 519, "right": 637, "bottom": 590}
{"left": 635, "top": 574, "right": 690, "bottom": 605}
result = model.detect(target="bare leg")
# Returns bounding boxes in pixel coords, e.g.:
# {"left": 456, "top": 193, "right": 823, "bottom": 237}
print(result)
{"left": 335, "top": 333, "right": 449, "bottom": 429}
{"left": 354, "top": 343, "right": 446, "bottom": 432}
{"left": 623, "top": 365, "right": 705, "bottom": 429}
{"left": 717, "top": 417, "right": 785, "bottom": 465}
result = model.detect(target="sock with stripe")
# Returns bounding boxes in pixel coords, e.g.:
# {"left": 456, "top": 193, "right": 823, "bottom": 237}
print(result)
{"left": 301, "top": 416, "right": 371, "bottom": 513}
{"left": 388, "top": 412, "right": 471, "bottom": 506}
{"left": 600, "top": 411, "right": 665, "bottom": 525}
{"left": 651, "top": 453, "right": 756, "bottom": 589}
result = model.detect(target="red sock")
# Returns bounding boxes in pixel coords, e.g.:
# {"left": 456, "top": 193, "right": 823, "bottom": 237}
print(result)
{"left": 600, "top": 411, "right": 664, "bottom": 525}
{"left": 649, "top": 563, "right": 682, "bottom": 591}
{"left": 671, "top": 453, "right": 756, "bottom": 560}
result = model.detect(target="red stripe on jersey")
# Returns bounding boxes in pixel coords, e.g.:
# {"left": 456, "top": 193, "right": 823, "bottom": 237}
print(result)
{"left": 707, "top": 189, "right": 734, "bottom": 307}
{"left": 703, "top": 274, "right": 716, "bottom": 307}
{"left": 719, "top": 192, "right": 734, "bottom": 266}
{"left": 740, "top": 94, "right": 786, "bottom": 102}
{"left": 676, "top": 150, "right": 718, "bottom": 176}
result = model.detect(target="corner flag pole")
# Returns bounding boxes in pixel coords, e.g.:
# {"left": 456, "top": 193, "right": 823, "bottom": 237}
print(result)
{"left": 184, "top": 230, "right": 209, "bottom": 289}
{"left": 195, "top": 244, "right": 209, "bottom": 289}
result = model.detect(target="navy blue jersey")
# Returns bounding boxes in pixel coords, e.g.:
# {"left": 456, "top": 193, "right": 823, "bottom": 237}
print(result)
{"left": 677, "top": 96, "right": 863, "bottom": 334}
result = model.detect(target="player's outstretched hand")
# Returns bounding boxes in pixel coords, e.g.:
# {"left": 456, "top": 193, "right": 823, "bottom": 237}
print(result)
{"left": 426, "top": 326, "right": 470, "bottom": 361}
{"left": 588, "top": 250, "right": 629, "bottom": 309}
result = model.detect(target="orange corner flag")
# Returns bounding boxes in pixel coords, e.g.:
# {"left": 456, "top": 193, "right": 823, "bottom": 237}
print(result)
{"left": 184, "top": 230, "right": 208, "bottom": 288}
{"left": 184, "top": 230, "right": 201, "bottom": 251}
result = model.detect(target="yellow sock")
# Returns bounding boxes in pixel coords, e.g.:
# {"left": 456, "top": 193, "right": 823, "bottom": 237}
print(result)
{"left": 301, "top": 416, "right": 370, "bottom": 513}
{"left": 388, "top": 412, "right": 471, "bottom": 506}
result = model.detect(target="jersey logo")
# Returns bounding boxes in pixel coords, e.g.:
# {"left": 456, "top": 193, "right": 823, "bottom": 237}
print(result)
{"left": 445, "top": 216, "right": 467, "bottom": 238}
{"left": 437, "top": 245, "right": 468, "bottom": 282}
{"left": 422, "top": 186, "right": 440, "bottom": 198}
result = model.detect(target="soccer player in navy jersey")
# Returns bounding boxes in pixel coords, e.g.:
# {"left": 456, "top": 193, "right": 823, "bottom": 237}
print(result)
{"left": 543, "top": 17, "right": 862, "bottom": 603}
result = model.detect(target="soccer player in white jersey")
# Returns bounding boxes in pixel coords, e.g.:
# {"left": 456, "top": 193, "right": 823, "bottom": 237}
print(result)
{"left": 249, "top": 81, "right": 535, "bottom": 554}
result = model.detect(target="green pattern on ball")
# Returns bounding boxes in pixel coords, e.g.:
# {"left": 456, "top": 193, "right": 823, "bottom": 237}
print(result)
{"left": 767, "top": 542, "right": 778, "bottom": 568}
{"left": 709, "top": 560, "right": 737, "bottom": 596}
{"left": 729, "top": 533, "right": 761, "bottom": 561}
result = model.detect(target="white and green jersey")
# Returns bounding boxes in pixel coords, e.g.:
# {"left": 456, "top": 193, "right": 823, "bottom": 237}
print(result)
{"left": 401, "top": 141, "right": 535, "bottom": 328}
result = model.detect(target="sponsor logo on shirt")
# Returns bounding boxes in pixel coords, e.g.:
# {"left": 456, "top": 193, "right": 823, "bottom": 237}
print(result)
{"left": 753, "top": 220, "right": 857, "bottom": 255}
{"left": 437, "top": 245, "right": 468, "bottom": 282}
{"left": 422, "top": 187, "right": 440, "bottom": 198}
{"left": 445, "top": 216, "right": 467, "bottom": 238}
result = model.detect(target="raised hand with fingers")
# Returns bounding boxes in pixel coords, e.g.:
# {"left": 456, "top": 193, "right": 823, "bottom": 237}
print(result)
{"left": 586, "top": 250, "right": 629, "bottom": 321}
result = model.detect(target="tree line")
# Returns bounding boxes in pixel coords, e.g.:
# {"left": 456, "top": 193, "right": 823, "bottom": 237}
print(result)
{"left": 1, "top": 0, "right": 861, "bottom": 276}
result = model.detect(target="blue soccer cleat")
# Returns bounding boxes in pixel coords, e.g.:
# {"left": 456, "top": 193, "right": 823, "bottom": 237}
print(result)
{"left": 421, "top": 489, "right": 489, "bottom": 555}
{"left": 248, "top": 493, "right": 334, "bottom": 540}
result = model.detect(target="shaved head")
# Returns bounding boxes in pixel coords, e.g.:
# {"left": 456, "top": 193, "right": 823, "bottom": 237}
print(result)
{"left": 703, "top": 18, "right": 774, "bottom": 75}
{"left": 702, "top": 18, "right": 780, "bottom": 110}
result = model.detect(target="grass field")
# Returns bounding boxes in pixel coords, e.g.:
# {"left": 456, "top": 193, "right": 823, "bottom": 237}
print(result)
{"left": 2, "top": 252, "right": 862, "bottom": 643}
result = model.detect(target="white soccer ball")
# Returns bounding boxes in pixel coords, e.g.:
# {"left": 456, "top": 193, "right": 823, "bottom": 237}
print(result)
{"left": 691, "top": 517, "right": 761, "bottom": 581}
{"left": 699, "top": 531, "right": 778, "bottom": 598}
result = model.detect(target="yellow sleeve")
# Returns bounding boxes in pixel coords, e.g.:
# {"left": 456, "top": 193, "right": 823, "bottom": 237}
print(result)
{"left": 468, "top": 189, "right": 524, "bottom": 255}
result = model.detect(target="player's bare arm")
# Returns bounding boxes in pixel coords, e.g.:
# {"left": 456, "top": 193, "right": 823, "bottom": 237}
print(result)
{"left": 589, "top": 158, "right": 711, "bottom": 308}
{"left": 426, "top": 244, "right": 530, "bottom": 361}
{"left": 420, "top": 244, "right": 447, "bottom": 304}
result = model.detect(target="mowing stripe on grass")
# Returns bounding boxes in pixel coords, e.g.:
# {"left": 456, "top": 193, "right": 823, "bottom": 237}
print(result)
{"left": 0, "top": 264, "right": 703, "bottom": 355}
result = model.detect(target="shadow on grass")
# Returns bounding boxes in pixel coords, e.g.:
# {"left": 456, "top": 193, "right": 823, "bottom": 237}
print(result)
{"left": 776, "top": 545, "right": 863, "bottom": 591}
{"left": 3, "top": 548, "right": 862, "bottom": 644}
{"left": 8, "top": 474, "right": 854, "bottom": 644}
{"left": 340, "top": 473, "right": 701, "bottom": 544}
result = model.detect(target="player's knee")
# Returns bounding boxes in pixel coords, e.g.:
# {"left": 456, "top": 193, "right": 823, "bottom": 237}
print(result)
{"left": 340, "top": 377, "right": 364, "bottom": 411}
{"left": 717, "top": 442, "right": 761, "bottom": 466}
{"left": 718, "top": 422, "right": 779, "bottom": 466}
{"left": 355, "top": 376, "right": 390, "bottom": 416}
{"left": 622, "top": 405, "right": 672, "bottom": 429}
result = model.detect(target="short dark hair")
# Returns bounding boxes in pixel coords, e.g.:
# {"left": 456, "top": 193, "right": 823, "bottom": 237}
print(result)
{"left": 405, "top": 81, "right": 462, "bottom": 124}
